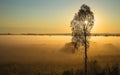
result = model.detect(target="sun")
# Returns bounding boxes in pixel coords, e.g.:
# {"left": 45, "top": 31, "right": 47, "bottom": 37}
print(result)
{"left": 85, "top": 20, "right": 88, "bottom": 24}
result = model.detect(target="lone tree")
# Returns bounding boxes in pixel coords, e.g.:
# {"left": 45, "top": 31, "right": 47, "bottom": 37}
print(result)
{"left": 71, "top": 4, "right": 94, "bottom": 75}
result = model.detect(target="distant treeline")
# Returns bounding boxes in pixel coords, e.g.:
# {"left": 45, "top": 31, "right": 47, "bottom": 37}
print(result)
{"left": 0, "top": 33, "right": 120, "bottom": 36}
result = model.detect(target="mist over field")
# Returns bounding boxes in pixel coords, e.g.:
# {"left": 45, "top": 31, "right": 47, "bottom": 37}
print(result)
{"left": 0, "top": 35, "right": 120, "bottom": 64}
{"left": 0, "top": 35, "right": 120, "bottom": 75}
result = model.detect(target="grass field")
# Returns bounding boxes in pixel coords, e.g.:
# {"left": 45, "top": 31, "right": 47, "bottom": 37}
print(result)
{"left": 0, "top": 35, "right": 120, "bottom": 75}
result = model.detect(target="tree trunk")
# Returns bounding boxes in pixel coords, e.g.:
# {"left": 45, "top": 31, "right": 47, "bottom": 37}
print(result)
{"left": 85, "top": 40, "right": 87, "bottom": 75}
{"left": 84, "top": 26, "right": 88, "bottom": 75}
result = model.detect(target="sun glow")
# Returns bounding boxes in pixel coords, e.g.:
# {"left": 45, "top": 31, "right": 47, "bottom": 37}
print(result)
{"left": 85, "top": 20, "right": 88, "bottom": 25}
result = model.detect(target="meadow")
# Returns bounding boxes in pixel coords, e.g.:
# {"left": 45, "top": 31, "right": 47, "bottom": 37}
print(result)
{"left": 0, "top": 35, "right": 120, "bottom": 75}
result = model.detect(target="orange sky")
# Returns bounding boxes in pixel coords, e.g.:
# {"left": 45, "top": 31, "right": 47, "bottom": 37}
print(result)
{"left": 0, "top": 0, "right": 120, "bottom": 33}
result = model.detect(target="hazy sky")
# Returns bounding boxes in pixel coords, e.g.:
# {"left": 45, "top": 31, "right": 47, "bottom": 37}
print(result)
{"left": 0, "top": 0, "right": 120, "bottom": 33}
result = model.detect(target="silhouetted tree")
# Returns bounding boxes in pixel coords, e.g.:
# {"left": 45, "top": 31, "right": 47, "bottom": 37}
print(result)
{"left": 71, "top": 4, "right": 94, "bottom": 75}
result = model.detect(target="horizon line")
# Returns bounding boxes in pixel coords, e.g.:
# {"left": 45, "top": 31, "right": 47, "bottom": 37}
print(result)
{"left": 0, "top": 33, "right": 120, "bottom": 36}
